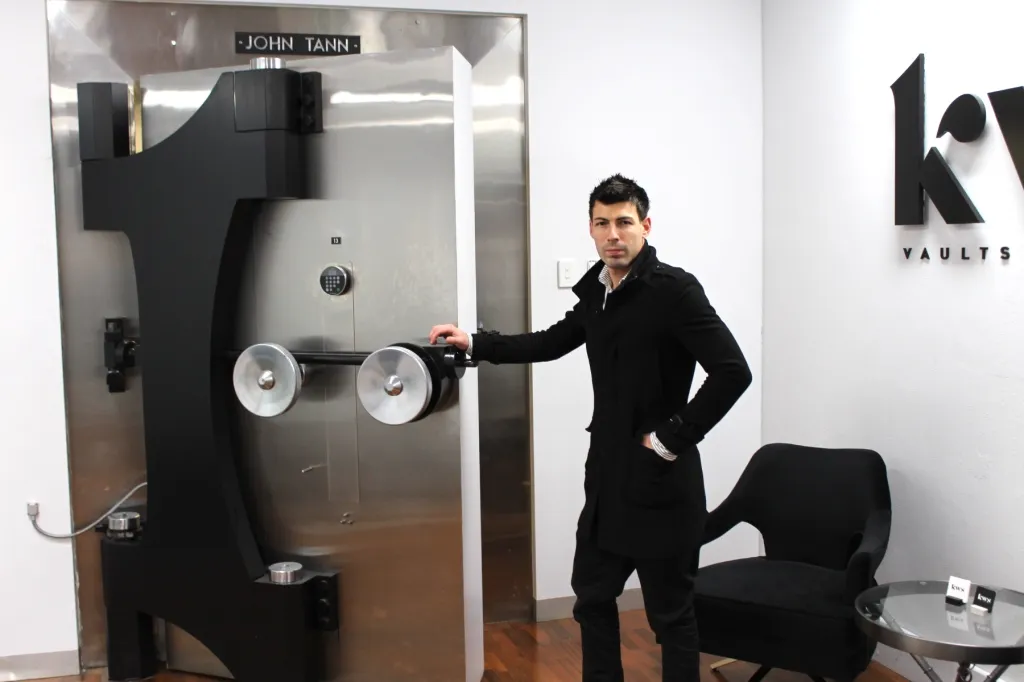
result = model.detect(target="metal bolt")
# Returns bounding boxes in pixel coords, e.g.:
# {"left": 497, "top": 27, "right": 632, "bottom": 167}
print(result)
{"left": 268, "top": 561, "right": 302, "bottom": 584}
{"left": 384, "top": 375, "right": 403, "bottom": 396}
{"left": 258, "top": 370, "right": 275, "bottom": 390}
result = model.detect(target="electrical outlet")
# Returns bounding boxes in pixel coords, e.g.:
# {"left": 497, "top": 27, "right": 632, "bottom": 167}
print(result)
{"left": 557, "top": 259, "right": 580, "bottom": 288}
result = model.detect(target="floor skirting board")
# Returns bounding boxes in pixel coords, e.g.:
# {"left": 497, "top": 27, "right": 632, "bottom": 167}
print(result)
{"left": 535, "top": 586, "right": 645, "bottom": 621}
{"left": 0, "top": 651, "right": 80, "bottom": 681}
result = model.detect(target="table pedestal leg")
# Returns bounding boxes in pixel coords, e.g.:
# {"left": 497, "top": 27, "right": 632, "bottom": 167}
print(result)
{"left": 871, "top": 608, "right": 1014, "bottom": 682}
{"left": 906, "top": 656, "right": 1009, "bottom": 682}
{"left": 983, "top": 666, "right": 1008, "bottom": 682}
{"left": 909, "top": 654, "right": 944, "bottom": 682}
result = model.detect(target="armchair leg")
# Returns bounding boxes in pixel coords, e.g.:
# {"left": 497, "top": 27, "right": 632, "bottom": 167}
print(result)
{"left": 708, "top": 662, "right": 825, "bottom": 682}
{"left": 708, "top": 661, "right": 772, "bottom": 682}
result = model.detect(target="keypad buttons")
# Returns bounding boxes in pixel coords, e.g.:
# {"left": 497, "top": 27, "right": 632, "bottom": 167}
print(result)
{"left": 319, "top": 265, "right": 351, "bottom": 296}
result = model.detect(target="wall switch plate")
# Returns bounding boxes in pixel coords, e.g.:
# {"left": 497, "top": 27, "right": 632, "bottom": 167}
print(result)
{"left": 587, "top": 259, "right": 599, "bottom": 270}
{"left": 557, "top": 259, "right": 580, "bottom": 288}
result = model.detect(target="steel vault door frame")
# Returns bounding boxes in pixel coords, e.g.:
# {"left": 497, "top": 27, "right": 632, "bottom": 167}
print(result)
{"left": 45, "top": 0, "right": 534, "bottom": 675}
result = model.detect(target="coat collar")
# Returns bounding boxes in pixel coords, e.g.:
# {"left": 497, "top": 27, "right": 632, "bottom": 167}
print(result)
{"left": 572, "top": 240, "right": 660, "bottom": 298}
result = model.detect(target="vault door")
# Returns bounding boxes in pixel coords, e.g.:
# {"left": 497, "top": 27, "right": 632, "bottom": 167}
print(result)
{"left": 140, "top": 48, "right": 484, "bottom": 682}
{"left": 48, "top": 3, "right": 531, "bottom": 673}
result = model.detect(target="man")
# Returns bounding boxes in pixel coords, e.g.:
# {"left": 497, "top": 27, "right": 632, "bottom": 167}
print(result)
{"left": 428, "top": 174, "right": 751, "bottom": 681}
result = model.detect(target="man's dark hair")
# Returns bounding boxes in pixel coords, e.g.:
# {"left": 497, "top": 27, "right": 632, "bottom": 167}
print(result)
{"left": 588, "top": 174, "right": 650, "bottom": 220}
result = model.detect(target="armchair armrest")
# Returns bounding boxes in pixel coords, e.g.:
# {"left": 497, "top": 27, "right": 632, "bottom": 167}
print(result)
{"left": 701, "top": 494, "right": 744, "bottom": 546}
{"left": 845, "top": 508, "right": 891, "bottom": 602}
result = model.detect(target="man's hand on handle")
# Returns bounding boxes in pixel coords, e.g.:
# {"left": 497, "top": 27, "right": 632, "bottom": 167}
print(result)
{"left": 430, "top": 323, "right": 656, "bottom": 452}
{"left": 428, "top": 324, "right": 471, "bottom": 351}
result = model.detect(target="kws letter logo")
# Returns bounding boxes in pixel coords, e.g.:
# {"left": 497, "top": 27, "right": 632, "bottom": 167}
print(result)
{"left": 891, "top": 54, "right": 1024, "bottom": 262}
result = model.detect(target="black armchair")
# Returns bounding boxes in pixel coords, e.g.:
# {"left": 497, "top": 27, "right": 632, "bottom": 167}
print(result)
{"left": 693, "top": 443, "right": 891, "bottom": 682}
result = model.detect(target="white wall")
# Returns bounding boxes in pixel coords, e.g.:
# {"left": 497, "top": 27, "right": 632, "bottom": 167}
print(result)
{"left": 0, "top": 0, "right": 82, "bottom": 674}
{"left": 763, "top": 1, "right": 1024, "bottom": 680}
{"left": 1, "top": 0, "right": 763, "bottom": 667}
{"left": 518, "top": 0, "right": 763, "bottom": 599}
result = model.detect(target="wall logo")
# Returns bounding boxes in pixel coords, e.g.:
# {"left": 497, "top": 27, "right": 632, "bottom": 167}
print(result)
{"left": 891, "top": 53, "right": 1024, "bottom": 261}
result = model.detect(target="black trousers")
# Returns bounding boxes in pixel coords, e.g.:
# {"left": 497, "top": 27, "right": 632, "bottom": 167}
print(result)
{"left": 571, "top": 532, "right": 700, "bottom": 682}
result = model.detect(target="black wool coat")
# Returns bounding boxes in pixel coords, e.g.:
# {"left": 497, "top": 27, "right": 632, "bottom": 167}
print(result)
{"left": 470, "top": 242, "right": 752, "bottom": 559}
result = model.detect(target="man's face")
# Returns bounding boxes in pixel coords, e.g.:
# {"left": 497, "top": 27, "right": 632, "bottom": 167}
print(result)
{"left": 589, "top": 201, "right": 651, "bottom": 270}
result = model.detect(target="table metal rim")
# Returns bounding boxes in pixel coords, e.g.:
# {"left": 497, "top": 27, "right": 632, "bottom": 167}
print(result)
{"left": 855, "top": 581, "right": 1024, "bottom": 665}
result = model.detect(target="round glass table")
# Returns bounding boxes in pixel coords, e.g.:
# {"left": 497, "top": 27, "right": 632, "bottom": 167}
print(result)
{"left": 856, "top": 581, "right": 1024, "bottom": 682}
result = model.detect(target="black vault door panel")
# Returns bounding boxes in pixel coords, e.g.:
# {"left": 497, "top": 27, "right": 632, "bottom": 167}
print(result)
{"left": 77, "top": 64, "right": 337, "bottom": 682}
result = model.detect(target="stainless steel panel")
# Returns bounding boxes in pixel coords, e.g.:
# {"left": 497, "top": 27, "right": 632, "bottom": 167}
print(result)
{"left": 45, "top": 0, "right": 531, "bottom": 676}
{"left": 471, "top": 21, "right": 533, "bottom": 624}
{"left": 246, "top": 49, "right": 477, "bottom": 682}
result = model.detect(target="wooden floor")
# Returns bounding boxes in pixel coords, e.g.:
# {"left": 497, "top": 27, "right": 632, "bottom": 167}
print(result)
{"left": 43, "top": 609, "right": 903, "bottom": 682}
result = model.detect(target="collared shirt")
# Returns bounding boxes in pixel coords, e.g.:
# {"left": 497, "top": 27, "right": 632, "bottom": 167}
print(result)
{"left": 598, "top": 264, "right": 678, "bottom": 462}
